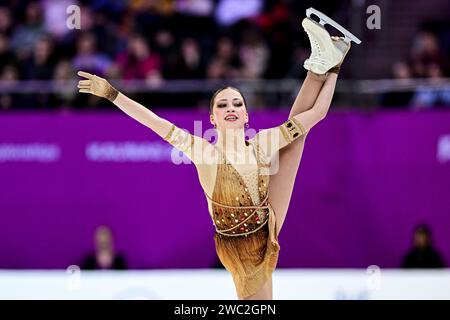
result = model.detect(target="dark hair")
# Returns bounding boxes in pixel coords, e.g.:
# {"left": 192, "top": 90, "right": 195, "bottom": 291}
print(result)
{"left": 209, "top": 86, "right": 247, "bottom": 113}
{"left": 415, "top": 223, "right": 431, "bottom": 236}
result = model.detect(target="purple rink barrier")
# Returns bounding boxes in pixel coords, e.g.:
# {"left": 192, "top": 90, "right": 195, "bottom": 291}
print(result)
{"left": 0, "top": 109, "right": 449, "bottom": 269}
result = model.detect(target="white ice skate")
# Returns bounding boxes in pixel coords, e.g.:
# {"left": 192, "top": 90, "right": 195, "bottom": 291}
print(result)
{"left": 303, "top": 7, "right": 361, "bottom": 74}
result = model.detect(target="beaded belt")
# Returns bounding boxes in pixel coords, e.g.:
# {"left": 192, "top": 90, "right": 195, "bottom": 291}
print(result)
{"left": 204, "top": 192, "right": 270, "bottom": 237}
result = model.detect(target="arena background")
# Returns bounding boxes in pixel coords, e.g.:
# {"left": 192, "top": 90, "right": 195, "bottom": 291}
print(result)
{"left": 0, "top": 0, "right": 449, "bottom": 299}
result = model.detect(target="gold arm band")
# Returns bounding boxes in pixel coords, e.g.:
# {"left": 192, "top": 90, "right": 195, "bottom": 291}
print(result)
{"left": 165, "top": 126, "right": 194, "bottom": 155}
{"left": 292, "top": 117, "right": 306, "bottom": 136}
{"left": 163, "top": 124, "right": 176, "bottom": 142}
{"left": 179, "top": 134, "right": 194, "bottom": 153}
{"left": 279, "top": 124, "right": 291, "bottom": 144}
{"left": 105, "top": 84, "right": 119, "bottom": 102}
{"left": 280, "top": 118, "right": 304, "bottom": 143}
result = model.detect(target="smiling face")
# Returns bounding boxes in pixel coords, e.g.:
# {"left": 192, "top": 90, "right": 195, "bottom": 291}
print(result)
{"left": 210, "top": 87, "right": 248, "bottom": 131}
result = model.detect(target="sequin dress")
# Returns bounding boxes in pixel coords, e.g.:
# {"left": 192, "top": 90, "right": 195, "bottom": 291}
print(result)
{"left": 163, "top": 117, "right": 307, "bottom": 298}
{"left": 204, "top": 140, "right": 280, "bottom": 299}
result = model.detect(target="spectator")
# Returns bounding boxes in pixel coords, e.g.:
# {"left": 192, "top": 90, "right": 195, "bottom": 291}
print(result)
{"left": 257, "top": 1, "right": 293, "bottom": 78}
{"left": 209, "top": 36, "right": 242, "bottom": 79}
{"left": 410, "top": 31, "right": 449, "bottom": 78}
{"left": 10, "top": 1, "right": 46, "bottom": 60}
{"left": 116, "top": 33, "right": 162, "bottom": 80}
{"left": 82, "top": 225, "right": 127, "bottom": 270}
{"left": 0, "top": 6, "right": 13, "bottom": 35}
{"left": 153, "top": 29, "right": 179, "bottom": 79}
{"left": 174, "top": 37, "right": 205, "bottom": 79}
{"left": 52, "top": 60, "right": 77, "bottom": 109}
{"left": 380, "top": 61, "right": 414, "bottom": 108}
{"left": 411, "top": 63, "right": 450, "bottom": 109}
{"left": 239, "top": 28, "right": 269, "bottom": 79}
{"left": 72, "top": 32, "right": 112, "bottom": 77}
{"left": 0, "top": 33, "right": 17, "bottom": 71}
{"left": 0, "top": 64, "right": 24, "bottom": 110}
{"left": 206, "top": 57, "right": 227, "bottom": 80}
{"left": 23, "top": 35, "right": 55, "bottom": 80}
{"left": 402, "top": 224, "right": 445, "bottom": 268}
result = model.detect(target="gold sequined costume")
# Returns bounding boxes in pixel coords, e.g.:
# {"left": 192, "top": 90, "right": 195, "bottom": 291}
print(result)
{"left": 164, "top": 117, "right": 306, "bottom": 298}
{"left": 204, "top": 140, "right": 279, "bottom": 298}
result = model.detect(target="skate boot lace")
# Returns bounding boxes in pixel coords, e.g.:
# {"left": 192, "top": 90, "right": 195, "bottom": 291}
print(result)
{"left": 305, "top": 29, "right": 326, "bottom": 66}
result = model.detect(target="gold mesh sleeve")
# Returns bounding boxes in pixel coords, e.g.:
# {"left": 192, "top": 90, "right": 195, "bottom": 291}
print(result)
{"left": 163, "top": 124, "right": 195, "bottom": 154}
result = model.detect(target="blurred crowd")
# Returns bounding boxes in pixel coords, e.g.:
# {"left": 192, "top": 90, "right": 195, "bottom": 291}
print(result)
{"left": 0, "top": 0, "right": 449, "bottom": 110}
{"left": 381, "top": 31, "right": 450, "bottom": 109}
{"left": 0, "top": 0, "right": 322, "bottom": 109}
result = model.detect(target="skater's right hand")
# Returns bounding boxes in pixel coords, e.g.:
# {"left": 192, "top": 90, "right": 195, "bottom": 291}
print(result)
{"left": 77, "top": 71, "right": 119, "bottom": 102}
{"left": 326, "top": 36, "right": 351, "bottom": 74}
{"left": 331, "top": 36, "right": 350, "bottom": 66}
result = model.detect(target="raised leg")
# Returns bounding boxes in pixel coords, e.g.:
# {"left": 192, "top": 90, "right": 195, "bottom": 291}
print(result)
{"left": 269, "top": 73, "right": 337, "bottom": 235}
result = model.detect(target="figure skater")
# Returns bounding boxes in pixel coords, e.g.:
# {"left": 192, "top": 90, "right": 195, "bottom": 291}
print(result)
{"left": 77, "top": 8, "right": 360, "bottom": 300}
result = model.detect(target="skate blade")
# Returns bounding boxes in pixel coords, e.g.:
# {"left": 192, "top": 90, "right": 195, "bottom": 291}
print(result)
{"left": 306, "top": 7, "right": 362, "bottom": 45}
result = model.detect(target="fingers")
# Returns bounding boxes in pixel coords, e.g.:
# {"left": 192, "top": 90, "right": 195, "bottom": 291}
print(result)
{"left": 77, "top": 72, "right": 93, "bottom": 94}
{"left": 77, "top": 82, "right": 90, "bottom": 90}
{"left": 77, "top": 71, "right": 93, "bottom": 79}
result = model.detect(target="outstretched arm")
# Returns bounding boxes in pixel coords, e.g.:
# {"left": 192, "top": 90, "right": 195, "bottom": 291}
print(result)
{"left": 78, "top": 71, "right": 174, "bottom": 139}
{"left": 254, "top": 73, "right": 337, "bottom": 159}
{"left": 77, "top": 71, "right": 207, "bottom": 162}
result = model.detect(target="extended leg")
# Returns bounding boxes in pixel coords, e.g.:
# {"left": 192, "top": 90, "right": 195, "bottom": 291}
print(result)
{"left": 290, "top": 72, "right": 328, "bottom": 119}
{"left": 268, "top": 9, "right": 354, "bottom": 235}
{"left": 269, "top": 74, "right": 338, "bottom": 235}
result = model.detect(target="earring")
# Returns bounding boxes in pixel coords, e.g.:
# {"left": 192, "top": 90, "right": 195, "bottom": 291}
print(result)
{"left": 245, "top": 122, "right": 249, "bottom": 128}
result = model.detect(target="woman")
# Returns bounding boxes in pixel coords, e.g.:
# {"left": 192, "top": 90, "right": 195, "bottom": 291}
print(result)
{"left": 77, "top": 16, "right": 354, "bottom": 299}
